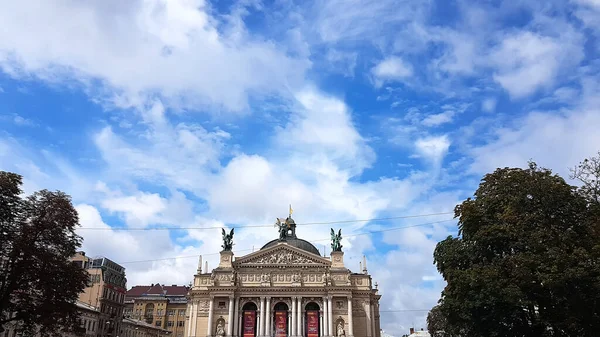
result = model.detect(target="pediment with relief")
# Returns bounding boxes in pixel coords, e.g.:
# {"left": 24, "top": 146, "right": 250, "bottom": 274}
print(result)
{"left": 234, "top": 244, "right": 330, "bottom": 267}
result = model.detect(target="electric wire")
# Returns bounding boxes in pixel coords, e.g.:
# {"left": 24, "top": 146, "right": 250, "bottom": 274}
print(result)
{"left": 76, "top": 211, "right": 454, "bottom": 231}
{"left": 117, "top": 218, "right": 456, "bottom": 264}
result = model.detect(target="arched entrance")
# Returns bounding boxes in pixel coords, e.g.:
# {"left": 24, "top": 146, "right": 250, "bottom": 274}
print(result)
{"left": 273, "top": 302, "right": 289, "bottom": 337}
{"left": 304, "top": 302, "right": 320, "bottom": 337}
{"left": 242, "top": 302, "right": 258, "bottom": 337}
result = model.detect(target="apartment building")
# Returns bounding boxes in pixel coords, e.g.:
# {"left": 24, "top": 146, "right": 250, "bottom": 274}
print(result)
{"left": 71, "top": 252, "right": 127, "bottom": 337}
{"left": 124, "top": 284, "right": 189, "bottom": 337}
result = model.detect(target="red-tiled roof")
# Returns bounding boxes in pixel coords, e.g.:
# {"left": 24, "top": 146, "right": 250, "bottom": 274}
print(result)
{"left": 126, "top": 284, "right": 189, "bottom": 298}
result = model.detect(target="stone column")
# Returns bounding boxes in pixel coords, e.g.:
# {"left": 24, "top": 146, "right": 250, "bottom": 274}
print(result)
{"left": 288, "top": 312, "right": 292, "bottom": 336}
{"left": 187, "top": 301, "right": 193, "bottom": 337}
{"left": 347, "top": 298, "right": 353, "bottom": 337}
{"left": 233, "top": 298, "right": 240, "bottom": 337}
{"left": 259, "top": 297, "right": 265, "bottom": 337}
{"left": 291, "top": 297, "right": 297, "bottom": 337}
{"left": 327, "top": 297, "right": 333, "bottom": 337}
{"left": 322, "top": 298, "right": 328, "bottom": 337}
{"left": 297, "top": 297, "right": 302, "bottom": 337}
{"left": 228, "top": 296, "right": 235, "bottom": 337}
{"left": 207, "top": 297, "right": 215, "bottom": 337}
{"left": 364, "top": 301, "right": 372, "bottom": 337}
{"left": 370, "top": 302, "right": 376, "bottom": 337}
{"left": 238, "top": 312, "right": 243, "bottom": 337}
{"left": 319, "top": 312, "right": 323, "bottom": 337}
{"left": 265, "top": 297, "right": 271, "bottom": 337}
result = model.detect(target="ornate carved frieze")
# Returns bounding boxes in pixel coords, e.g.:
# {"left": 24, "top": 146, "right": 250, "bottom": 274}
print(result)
{"left": 252, "top": 251, "right": 316, "bottom": 265}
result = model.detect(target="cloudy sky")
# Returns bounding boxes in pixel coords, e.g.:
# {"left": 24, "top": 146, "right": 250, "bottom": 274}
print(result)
{"left": 1, "top": 0, "right": 600, "bottom": 333}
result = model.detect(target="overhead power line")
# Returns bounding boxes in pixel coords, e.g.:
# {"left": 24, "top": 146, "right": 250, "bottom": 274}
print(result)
{"left": 77, "top": 211, "right": 454, "bottom": 231}
{"left": 118, "top": 218, "right": 456, "bottom": 264}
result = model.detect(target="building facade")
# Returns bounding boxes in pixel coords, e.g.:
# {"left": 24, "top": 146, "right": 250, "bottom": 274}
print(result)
{"left": 186, "top": 215, "right": 381, "bottom": 337}
{"left": 0, "top": 301, "right": 99, "bottom": 337}
{"left": 122, "top": 317, "right": 170, "bottom": 337}
{"left": 71, "top": 252, "right": 127, "bottom": 337}
{"left": 124, "top": 284, "right": 189, "bottom": 337}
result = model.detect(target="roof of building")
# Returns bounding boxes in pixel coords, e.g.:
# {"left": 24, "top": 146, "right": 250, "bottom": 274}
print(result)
{"left": 76, "top": 301, "right": 99, "bottom": 313}
{"left": 126, "top": 284, "right": 189, "bottom": 298}
{"left": 408, "top": 331, "right": 431, "bottom": 337}
{"left": 259, "top": 216, "right": 321, "bottom": 256}
{"left": 123, "top": 317, "right": 169, "bottom": 332}
{"left": 261, "top": 237, "right": 321, "bottom": 256}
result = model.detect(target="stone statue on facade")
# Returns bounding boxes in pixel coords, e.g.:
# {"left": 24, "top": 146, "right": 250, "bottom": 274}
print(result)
{"left": 215, "top": 321, "right": 225, "bottom": 337}
{"left": 330, "top": 228, "right": 343, "bottom": 252}
{"left": 337, "top": 321, "right": 345, "bottom": 337}
{"left": 221, "top": 228, "right": 234, "bottom": 251}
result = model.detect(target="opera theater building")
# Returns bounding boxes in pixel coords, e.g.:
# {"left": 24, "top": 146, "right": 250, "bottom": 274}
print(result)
{"left": 185, "top": 215, "right": 381, "bottom": 337}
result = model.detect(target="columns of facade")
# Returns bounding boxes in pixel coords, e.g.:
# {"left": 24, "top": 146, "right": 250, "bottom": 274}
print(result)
{"left": 233, "top": 298, "right": 240, "bottom": 337}
{"left": 297, "top": 297, "right": 302, "bottom": 337}
{"left": 347, "top": 297, "right": 353, "bottom": 337}
{"left": 288, "top": 312, "right": 292, "bottom": 336}
{"left": 319, "top": 312, "right": 323, "bottom": 337}
{"left": 259, "top": 297, "right": 265, "bottom": 337}
{"left": 322, "top": 298, "right": 328, "bottom": 337}
{"left": 370, "top": 302, "right": 376, "bottom": 337}
{"left": 364, "top": 300, "right": 372, "bottom": 337}
{"left": 228, "top": 296, "right": 235, "bottom": 337}
{"left": 265, "top": 297, "right": 271, "bottom": 337}
{"left": 187, "top": 301, "right": 194, "bottom": 337}
{"left": 327, "top": 297, "right": 333, "bottom": 337}
{"left": 207, "top": 297, "right": 215, "bottom": 337}
{"left": 291, "top": 297, "right": 297, "bottom": 337}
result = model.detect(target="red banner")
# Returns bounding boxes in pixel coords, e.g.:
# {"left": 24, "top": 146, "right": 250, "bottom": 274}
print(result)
{"left": 243, "top": 311, "right": 256, "bottom": 337}
{"left": 307, "top": 311, "right": 319, "bottom": 337}
{"left": 275, "top": 311, "right": 287, "bottom": 337}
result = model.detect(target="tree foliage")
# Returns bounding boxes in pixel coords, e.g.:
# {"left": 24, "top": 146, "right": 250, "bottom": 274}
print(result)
{"left": 427, "top": 305, "right": 449, "bottom": 337}
{"left": 0, "top": 171, "right": 89, "bottom": 336}
{"left": 433, "top": 160, "right": 600, "bottom": 337}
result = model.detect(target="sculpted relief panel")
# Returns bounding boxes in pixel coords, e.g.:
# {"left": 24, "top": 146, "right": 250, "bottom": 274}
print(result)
{"left": 249, "top": 251, "right": 317, "bottom": 265}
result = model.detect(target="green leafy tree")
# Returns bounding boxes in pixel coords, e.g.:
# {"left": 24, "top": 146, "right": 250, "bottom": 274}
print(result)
{"left": 433, "top": 162, "right": 600, "bottom": 337}
{"left": 0, "top": 171, "right": 89, "bottom": 336}
{"left": 427, "top": 305, "right": 449, "bottom": 337}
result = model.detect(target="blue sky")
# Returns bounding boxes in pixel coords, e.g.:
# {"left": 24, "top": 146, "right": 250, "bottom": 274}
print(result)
{"left": 1, "top": 0, "right": 600, "bottom": 333}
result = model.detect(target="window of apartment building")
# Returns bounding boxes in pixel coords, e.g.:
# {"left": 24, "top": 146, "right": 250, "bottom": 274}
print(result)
{"left": 167, "top": 309, "right": 175, "bottom": 316}
{"left": 167, "top": 321, "right": 174, "bottom": 327}
{"left": 155, "top": 321, "right": 161, "bottom": 327}
{"left": 178, "top": 309, "right": 185, "bottom": 316}
{"left": 177, "top": 321, "right": 184, "bottom": 327}
{"left": 92, "top": 321, "right": 95, "bottom": 331}
{"left": 103, "top": 288, "right": 108, "bottom": 298}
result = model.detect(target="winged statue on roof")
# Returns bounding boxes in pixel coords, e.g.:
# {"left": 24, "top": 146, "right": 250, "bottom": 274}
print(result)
{"left": 221, "top": 228, "right": 234, "bottom": 251}
{"left": 331, "top": 228, "right": 343, "bottom": 252}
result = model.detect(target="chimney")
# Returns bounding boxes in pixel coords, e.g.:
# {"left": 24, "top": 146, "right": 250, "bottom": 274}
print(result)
{"left": 362, "top": 255, "right": 368, "bottom": 274}
{"left": 197, "top": 255, "right": 203, "bottom": 274}
{"left": 205, "top": 261, "right": 208, "bottom": 273}
{"left": 409, "top": 328, "right": 414, "bottom": 335}
{"left": 359, "top": 261, "right": 362, "bottom": 272}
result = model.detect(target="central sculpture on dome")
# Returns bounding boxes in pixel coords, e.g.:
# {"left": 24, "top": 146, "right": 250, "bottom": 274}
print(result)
{"left": 275, "top": 205, "right": 297, "bottom": 241}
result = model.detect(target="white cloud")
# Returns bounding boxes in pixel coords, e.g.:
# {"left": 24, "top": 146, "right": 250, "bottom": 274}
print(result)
{"left": 314, "top": 0, "right": 428, "bottom": 44}
{"left": 490, "top": 30, "right": 583, "bottom": 98}
{"left": 324, "top": 49, "right": 358, "bottom": 77}
{"left": 469, "top": 77, "right": 600, "bottom": 178}
{"left": 0, "top": 0, "right": 308, "bottom": 111}
{"left": 414, "top": 135, "right": 451, "bottom": 165}
{"left": 371, "top": 57, "right": 413, "bottom": 86}
{"left": 482, "top": 98, "right": 497, "bottom": 113}
{"left": 421, "top": 111, "right": 455, "bottom": 127}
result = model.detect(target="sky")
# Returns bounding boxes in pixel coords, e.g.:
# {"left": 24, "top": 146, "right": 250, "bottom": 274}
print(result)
{"left": 1, "top": 0, "right": 600, "bottom": 334}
